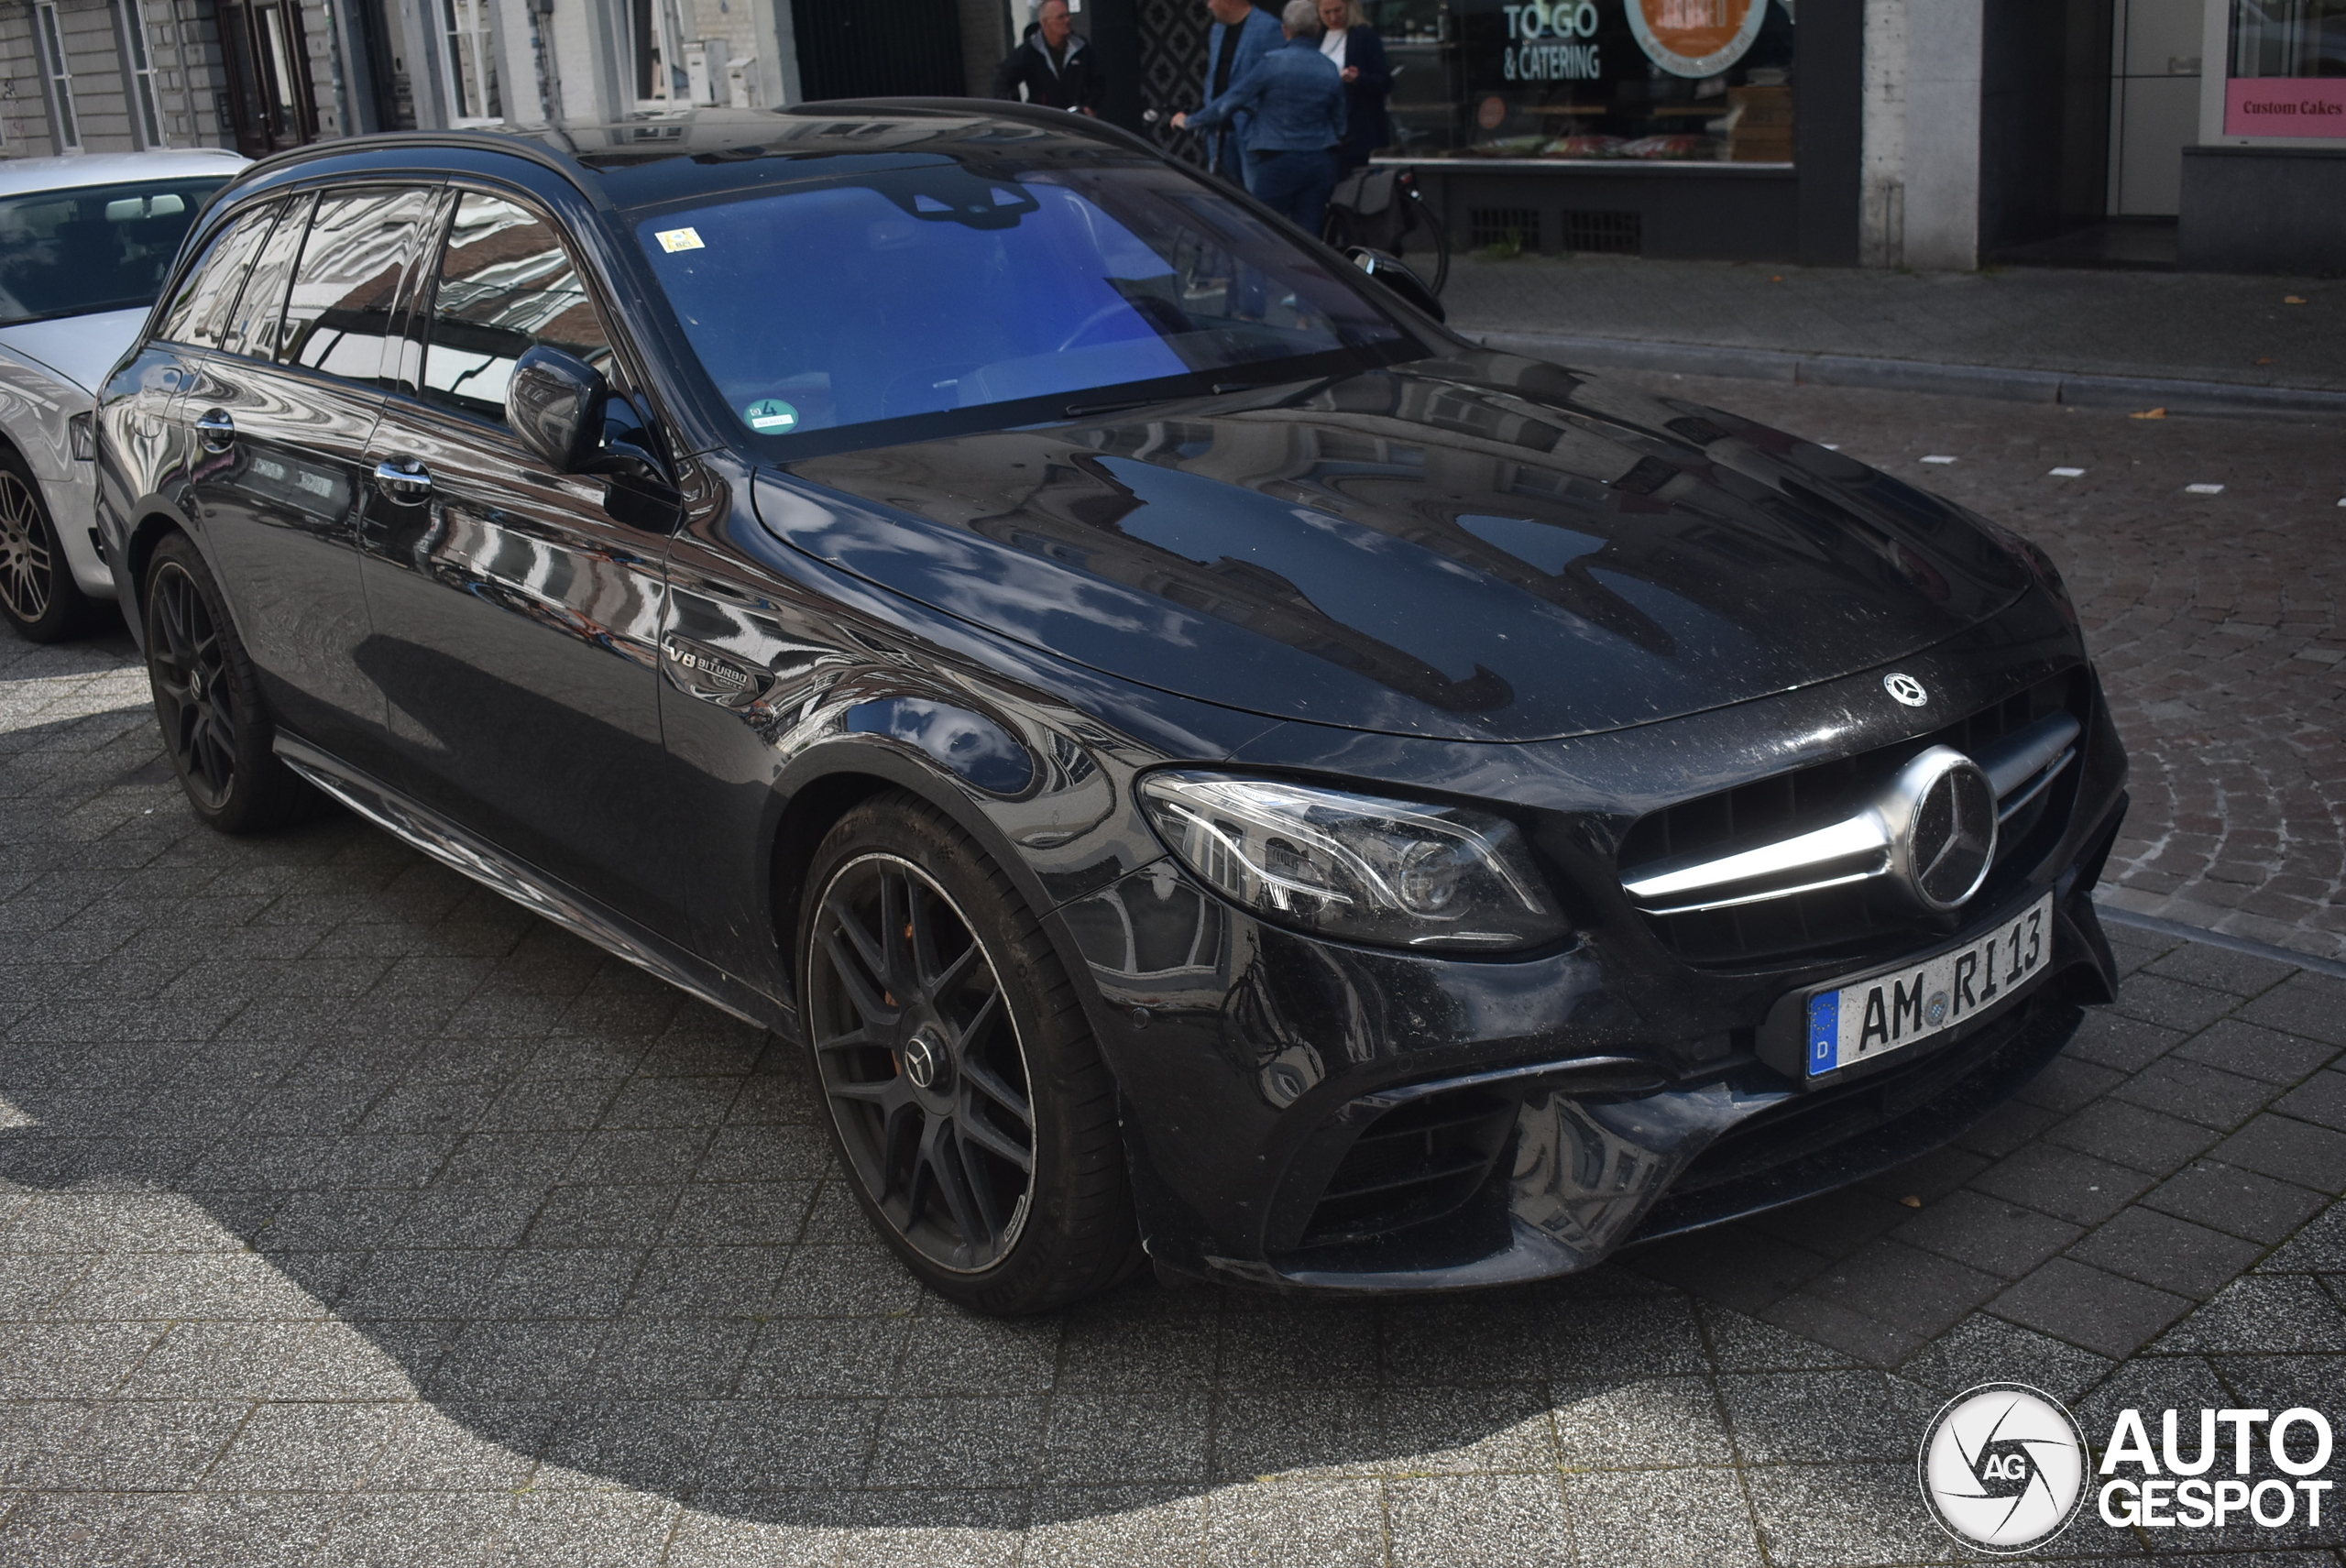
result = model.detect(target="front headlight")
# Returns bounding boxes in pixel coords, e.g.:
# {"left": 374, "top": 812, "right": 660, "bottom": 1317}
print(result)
{"left": 1137, "top": 771, "right": 1566, "bottom": 952}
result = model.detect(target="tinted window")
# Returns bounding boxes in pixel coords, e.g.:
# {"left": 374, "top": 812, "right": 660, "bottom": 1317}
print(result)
{"left": 422, "top": 192, "right": 611, "bottom": 424}
{"left": 280, "top": 186, "right": 434, "bottom": 386}
{"left": 218, "top": 191, "right": 314, "bottom": 361}
{"left": 0, "top": 177, "right": 233, "bottom": 327}
{"left": 157, "top": 201, "right": 280, "bottom": 349}
{"left": 634, "top": 159, "right": 1408, "bottom": 444}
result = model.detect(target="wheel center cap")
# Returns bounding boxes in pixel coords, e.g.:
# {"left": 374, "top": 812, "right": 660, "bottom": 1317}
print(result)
{"left": 903, "top": 1029, "right": 953, "bottom": 1093}
{"left": 187, "top": 669, "right": 204, "bottom": 700}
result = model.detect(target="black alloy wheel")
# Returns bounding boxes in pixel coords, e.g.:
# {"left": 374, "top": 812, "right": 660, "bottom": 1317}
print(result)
{"left": 0, "top": 455, "right": 93, "bottom": 642}
{"left": 800, "top": 794, "right": 1138, "bottom": 1312}
{"left": 141, "top": 532, "right": 311, "bottom": 833}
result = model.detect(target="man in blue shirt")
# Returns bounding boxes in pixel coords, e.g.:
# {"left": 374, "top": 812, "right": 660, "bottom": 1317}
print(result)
{"left": 1177, "top": 0, "right": 1347, "bottom": 233}
{"left": 1189, "top": 0, "right": 1282, "bottom": 185}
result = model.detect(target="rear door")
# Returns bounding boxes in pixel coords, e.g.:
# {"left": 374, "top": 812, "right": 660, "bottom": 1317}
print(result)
{"left": 356, "top": 188, "right": 685, "bottom": 931}
{"left": 180, "top": 184, "right": 435, "bottom": 772}
{"left": 105, "top": 199, "right": 283, "bottom": 550}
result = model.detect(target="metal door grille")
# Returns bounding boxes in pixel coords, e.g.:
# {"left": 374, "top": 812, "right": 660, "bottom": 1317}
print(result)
{"left": 1560, "top": 209, "right": 1641, "bottom": 255}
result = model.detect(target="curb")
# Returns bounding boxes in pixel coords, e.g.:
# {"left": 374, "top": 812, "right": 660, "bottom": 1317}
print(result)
{"left": 1464, "top": 329, "right": 2346, "bottom": 420}
{"left": 2092, "top": 899, "right": 2346, "bottom": 981}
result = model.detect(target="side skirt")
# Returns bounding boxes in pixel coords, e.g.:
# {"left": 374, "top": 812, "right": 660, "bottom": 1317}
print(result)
{"left": 275, "top": 735, "right": 797, "bottom": 1040}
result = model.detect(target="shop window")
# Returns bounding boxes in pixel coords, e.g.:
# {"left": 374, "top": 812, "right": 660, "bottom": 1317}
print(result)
{"left": 1470, "top": 206, "right": 1542, "bottom": 247}
{"left": 35, "top": 3, "right": 82, "bottom": 153}
{"left": 1559, "top": 208, "right": 1640, "bottom": 252}
{"left": 2220, "top": 0, "right": 2346, "bottom": 140}
{"left": 1373, "top": 0, "right": 1795, "bottom": 164}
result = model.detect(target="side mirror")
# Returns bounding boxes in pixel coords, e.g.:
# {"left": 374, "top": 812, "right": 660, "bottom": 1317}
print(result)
{"left": 1345, "top": 247, "right": 1446, "bottom": 323}
{"left": 507, "top": 345, "right": 609, "bottom": 473}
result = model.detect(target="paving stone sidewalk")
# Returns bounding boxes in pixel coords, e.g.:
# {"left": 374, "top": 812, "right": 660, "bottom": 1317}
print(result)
{"left": 2, "top": 633, "right": 2343, "bottom": 1563}
{"left": 1442, "top": 255, "right": 2346, "bottom": 396}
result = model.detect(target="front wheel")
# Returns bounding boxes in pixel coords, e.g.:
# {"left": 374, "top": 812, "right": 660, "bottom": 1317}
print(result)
{"left": 797, "top": 792, "right": 1139, "bottom": 1313}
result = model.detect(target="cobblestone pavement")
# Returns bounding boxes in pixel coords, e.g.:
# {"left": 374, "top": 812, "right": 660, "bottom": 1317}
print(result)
{"left": 1443, "top": 255, "right": 2346, "bottom": 392}
{"left": 2, "top": 640, "right": 2343, "bottom": 1559}
{"left": 1608, "top": 371, "right": 2346, "bottom": 966}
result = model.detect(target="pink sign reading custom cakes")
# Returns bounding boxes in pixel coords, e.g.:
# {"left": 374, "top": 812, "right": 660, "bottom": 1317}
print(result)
{"left": 2226, "top": 76, "right": 2346, "bottom": 137}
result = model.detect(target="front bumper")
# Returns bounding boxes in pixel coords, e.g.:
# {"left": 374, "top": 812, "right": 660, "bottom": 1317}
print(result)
{"left": 1048, "top": 633, "right": 2127, "bottom": 1295}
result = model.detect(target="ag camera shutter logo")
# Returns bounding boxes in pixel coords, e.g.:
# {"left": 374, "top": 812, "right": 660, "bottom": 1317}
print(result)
{"left": 1917, "top": 1383, "right": 2088, "bottom": 1552}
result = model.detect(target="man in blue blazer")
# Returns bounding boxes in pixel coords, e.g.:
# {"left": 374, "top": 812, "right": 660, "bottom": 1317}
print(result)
{"left": 1194, "top": 0, "right": 1283, "bottom": 184}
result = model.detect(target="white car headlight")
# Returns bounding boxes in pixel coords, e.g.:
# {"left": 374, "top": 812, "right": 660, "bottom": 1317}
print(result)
{"left": 1138, "top": 771, "right": 1566, "bottom": 952}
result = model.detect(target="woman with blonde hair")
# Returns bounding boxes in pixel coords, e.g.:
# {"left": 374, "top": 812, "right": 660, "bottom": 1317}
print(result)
{"left": 1317, "top": 0, "right": 1391, "bottom": 173}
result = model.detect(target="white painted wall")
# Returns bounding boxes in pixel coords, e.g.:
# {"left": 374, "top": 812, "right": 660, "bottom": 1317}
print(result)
{"left": 1901, "top": 0, "right": 1983, "bottom": 269}
{"left": 1860, "top": 0, "right": 1908, "bottom": 267}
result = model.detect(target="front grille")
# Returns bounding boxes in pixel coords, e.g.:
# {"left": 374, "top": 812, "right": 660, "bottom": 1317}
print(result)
{"left": 1299, "top": 1086, "right": 1518, "bottom": 1247}
{"left": 1617, "top": 670, "right": 2088, "bottom": 970}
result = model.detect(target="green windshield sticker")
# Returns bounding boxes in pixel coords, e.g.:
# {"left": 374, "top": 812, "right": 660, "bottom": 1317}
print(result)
{"left": 745, "top": 399, "right": 800, "bottom": 433}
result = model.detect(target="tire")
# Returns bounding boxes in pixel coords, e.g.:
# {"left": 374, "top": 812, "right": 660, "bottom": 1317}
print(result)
{"left": 141, "top": 531, "right": 312, "bottom": 833}
{"left": 0, "top": 448, "right": 94, "bottom": 643}
{"left": 797, "top": 791, "right": 1140, "bottom": 1313}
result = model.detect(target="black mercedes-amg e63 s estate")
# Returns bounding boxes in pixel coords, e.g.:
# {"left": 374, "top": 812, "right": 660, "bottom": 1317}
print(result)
{"left": 94, "top": 104, "right": 2126, "bottom": 1313}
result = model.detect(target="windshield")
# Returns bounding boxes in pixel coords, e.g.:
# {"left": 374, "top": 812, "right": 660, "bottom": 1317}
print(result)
{"left": 634, "top": 157, "right": 1413, "bottom": 445}
{"left": 0, "top": 178, "right": 230, "bottom": 327}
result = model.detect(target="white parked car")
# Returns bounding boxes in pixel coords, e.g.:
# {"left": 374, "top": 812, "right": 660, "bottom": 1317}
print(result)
{"left": 1, "top": 148, "right": 246, "bottom": 641}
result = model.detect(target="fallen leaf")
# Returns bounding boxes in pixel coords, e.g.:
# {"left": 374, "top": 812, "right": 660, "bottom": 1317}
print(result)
{"left": 2255, "top": 356, "right": 2275, "bottom": 365}
{"left": 2285, "top": 295, "right": 2308, "bottom": 304}
{"left": 2131, "top": 408, "right": 2167, "bottom": 420}
{"left": 1900, "top": 1195, "right": 1923, "bottom": 1209}
{"left": 1770, "top": 275, "right": 1783, "bottom": 282}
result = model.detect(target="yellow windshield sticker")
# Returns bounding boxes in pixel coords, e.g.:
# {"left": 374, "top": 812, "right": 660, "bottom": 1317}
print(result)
{"left": 656, "top": 227, "right": 706, "bottom": 253}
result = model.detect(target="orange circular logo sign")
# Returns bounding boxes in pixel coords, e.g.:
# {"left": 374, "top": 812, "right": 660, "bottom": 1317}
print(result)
{"left": 1628, "top": 0, "right": 1768, "bottom": 77}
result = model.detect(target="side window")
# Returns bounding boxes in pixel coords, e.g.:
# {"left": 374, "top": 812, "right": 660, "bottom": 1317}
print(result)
{"left": 422, "top": 191, "right": 613, "bottom": 425}
{"left": 279, "top": 185, "right": 435, "bottom": 387}
{"left": 158, "top": 201, "right": 280, "bottom": 349}
{"left": 217, "top": 190, "right": 314, "bottom": 362}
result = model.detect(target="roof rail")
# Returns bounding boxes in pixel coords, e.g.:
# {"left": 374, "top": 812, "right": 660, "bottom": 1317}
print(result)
{"left": 232, "top": 128, "right": 609, "bottom": 208}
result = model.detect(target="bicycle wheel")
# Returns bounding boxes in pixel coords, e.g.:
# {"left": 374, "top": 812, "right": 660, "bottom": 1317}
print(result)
{"left": 1401, "top": 182, "right": 1451, "bottom": 295}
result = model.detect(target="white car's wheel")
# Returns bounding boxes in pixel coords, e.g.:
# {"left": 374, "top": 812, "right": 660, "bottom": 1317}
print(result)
{"left": 0, "top": 452, "right": 93, "bottom": 643}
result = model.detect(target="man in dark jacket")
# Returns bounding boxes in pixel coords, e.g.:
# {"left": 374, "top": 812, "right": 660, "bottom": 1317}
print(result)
{"left": 992, "top": 0, "right": 1103, "bottom": 115}
{"left": 1191, "top": 0, "right": 1282, "bottom": 183}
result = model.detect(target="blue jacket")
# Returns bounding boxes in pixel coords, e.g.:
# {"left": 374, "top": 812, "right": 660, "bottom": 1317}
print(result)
{"left": 1199, "top": 7, "right": 1283, "bottom": 148}
{"left": 1189, "top": 35, "right": 1347, "bottom": 153}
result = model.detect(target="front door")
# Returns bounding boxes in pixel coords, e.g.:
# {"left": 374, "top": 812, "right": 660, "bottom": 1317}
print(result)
{"left": 181, "top": 186, "right": 433, "bottom": 773}
{"left": 356, "top": 188, "right": 685, "bottom": 931}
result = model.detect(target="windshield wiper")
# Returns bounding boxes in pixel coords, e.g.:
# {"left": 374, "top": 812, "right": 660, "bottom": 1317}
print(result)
{"left": 1063, "top": 396, "right": 1166, "bottom": 418}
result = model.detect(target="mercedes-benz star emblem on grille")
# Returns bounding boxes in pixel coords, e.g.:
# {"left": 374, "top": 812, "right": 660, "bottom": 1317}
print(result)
{"left": 1883, "top": 672, "right": 1929, "bottom": 707}
{"left": 1884, "top": 747, "right": 2000, "bottom": 911}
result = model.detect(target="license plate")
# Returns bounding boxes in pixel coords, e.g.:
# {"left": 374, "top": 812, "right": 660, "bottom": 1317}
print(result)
{"left": 1804, "top": 894, "right": 2052, "bottom": 1078}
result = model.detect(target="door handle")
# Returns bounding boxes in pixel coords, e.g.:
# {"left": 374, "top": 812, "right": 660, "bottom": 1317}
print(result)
{"left": 373, "top": 459, "right": 433, "bottom": 500}
{"left": 192, "top": 410, "right": 235, "bottom": 453}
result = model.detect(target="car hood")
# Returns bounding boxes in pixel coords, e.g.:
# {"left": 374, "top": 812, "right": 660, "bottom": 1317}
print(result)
{"left": 0, "top": 308, "right": 148, "bottom": 398}
{"left": 756, "top": 349, "right": 2035, "bottom": 743}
